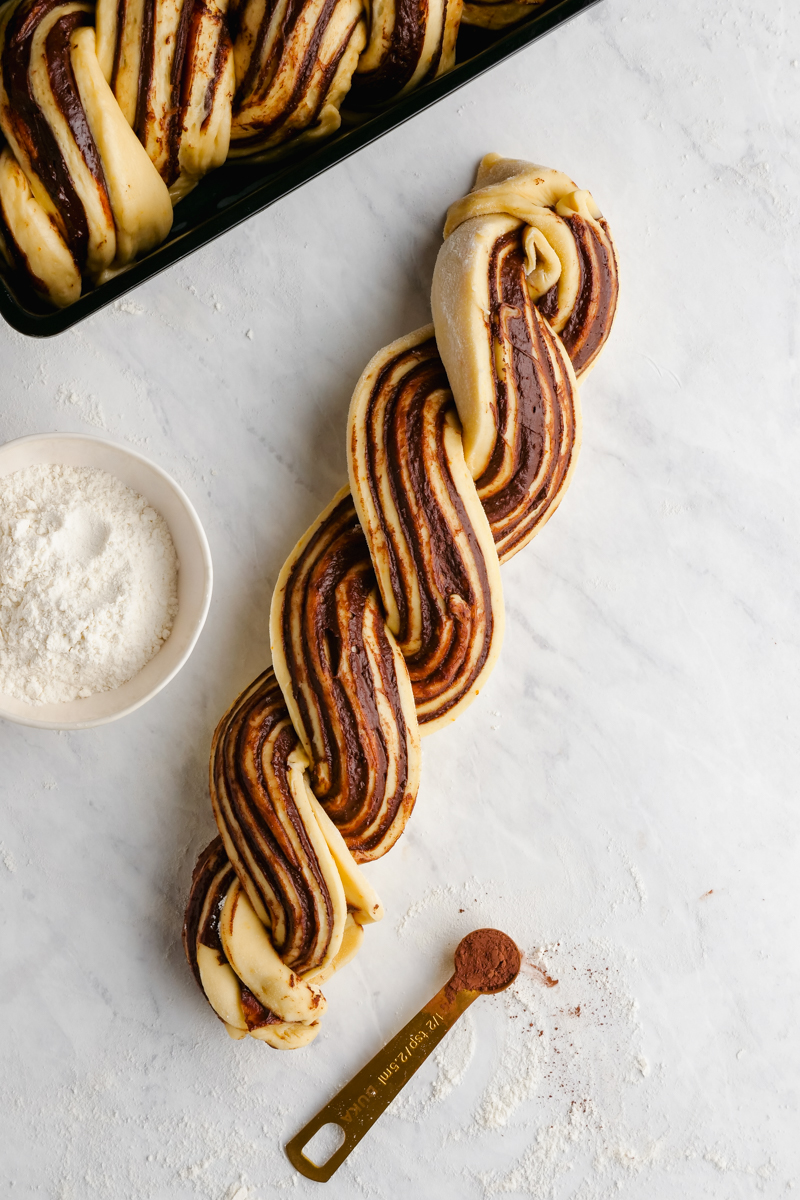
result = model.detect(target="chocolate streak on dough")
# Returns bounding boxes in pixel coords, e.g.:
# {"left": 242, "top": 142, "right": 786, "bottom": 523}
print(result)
{"left": 0, "top": 191, "right": 50, "bottom": 293}
{"left": 112, "top": 0, "right": 232, "bottom": 183}
{"left": 47, "top": 9, "right": 112, "bottom": 221}
{"left": 233, "top": 0, "right": 351, "bottom": 145}
{"left": 1, "top": 0, "right": 95, "bottom": 269}
{"left": 476, "top": 229, "right": 575, "bottom": 561}
{"left": 128, "top": 0, "right": 184, "bottom": 183}
{"left": 183, "top": 836, "right": 235, "bottom": 984}
{"left": 182, "top": 837, "right": 280, "bottom": 1029}
{"left": 203, "top": 9, "right": 233, "bottom": 124}
{"left": 351, "top": 0, "right": 443, "bottom": 107}
{"left": 170, "top": 0, "right": 233, "bottom": 178}
{"left": 213, "top": 667, "right": 336, "bottom": 974}
{"left": 280, "top": 494, "right": 412, "bottom": 860}
{"left": 133, "top": 0, "right": 156, "bottom": 149}
{"left": 554, "top": 214, "right": 618, "bottom": 376}
{"left": 109, "top": 0, "right": 127, "bottom": 93}
{"left": 364, "top": 338, "right": 495, "bottom": 722}
{"left": 267, "top": 0, "right": 354, "bottom": 140}
{"left": 233, "top": 0, "right": 282, "bottom": 105}
{"left": 303, "top": 13, "right": 361, "bottom": 130}
{"left": 537, "top": 279, "right": 558, "bottom": 323}
{"left": 165, "top": 0, "right": 199, "bottom": 184}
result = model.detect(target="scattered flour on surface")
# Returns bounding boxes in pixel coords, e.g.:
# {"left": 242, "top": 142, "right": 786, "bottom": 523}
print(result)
{"left": 388, "top": 879, "right": 787, "bottom": 1197}
{"left": 0, "top": 464, "right": 178, "bottom": 704}
{"left": 223, "top": 1180, "right": 253, "bottom": 1199}
{"left": 390, "top": 1011, "right": 476, "bottom": 1121}
{"left": 57, "top": 384, "right": 107, "bottom": 430}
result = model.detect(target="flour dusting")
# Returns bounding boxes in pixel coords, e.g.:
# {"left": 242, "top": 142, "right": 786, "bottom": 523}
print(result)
{"left": 390, "top": 1011, "right": 476, "bottom": 1122}
{"left": 387, "top": 878, "right": 786, "bottom": 1196}
{"left": 57, "top": 384, "right": 107, "bottom": 430}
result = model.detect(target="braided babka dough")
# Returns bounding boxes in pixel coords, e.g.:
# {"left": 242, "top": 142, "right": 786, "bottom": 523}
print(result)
{"left": 95, "top": 0, "right": 235, "bottom": 202}
{"left": 227, "top": 0, "right": 366, "bottom": 157}
{"left": 350, "top": 0, "right": 462, "bottom": 107}
{"left": 184, "top": 666, "right": 382, "bottom": 1046}
{"left": 183, "top": 154, "right": 618, "bottom": 1048}
{"left": 432, "top": 154, "right": 618, "bottom": 561}
{"left": 0, "top": 0, "right": 173, "bottom": 307}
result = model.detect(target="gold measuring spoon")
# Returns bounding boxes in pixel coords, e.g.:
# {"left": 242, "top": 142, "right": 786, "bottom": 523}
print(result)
{"left": 285, "top": 928, "right": 521, "bottom": 1182}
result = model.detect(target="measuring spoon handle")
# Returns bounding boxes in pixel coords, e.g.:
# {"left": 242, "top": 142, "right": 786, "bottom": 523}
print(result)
{"left": 285, "top": 981, "right": 477, "bottom": 1181}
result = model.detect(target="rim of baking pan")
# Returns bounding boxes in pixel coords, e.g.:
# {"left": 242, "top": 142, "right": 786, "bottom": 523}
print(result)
{"left": 0, "top": 0, "right": 602, "bottom": 338}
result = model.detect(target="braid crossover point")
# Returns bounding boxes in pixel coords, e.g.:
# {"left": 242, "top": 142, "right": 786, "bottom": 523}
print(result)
{"left": 183, "top": 154, "right": 619, "bottom": 1049}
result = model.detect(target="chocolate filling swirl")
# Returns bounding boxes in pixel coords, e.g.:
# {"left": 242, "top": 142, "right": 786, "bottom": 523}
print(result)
{"left": 99, "top": 0, "right": 233, "bottom": 198}
{"left": 477, "top": 228, "right": 579, "bottom": 563}
{"left": 350, "top": 0, "right": 459, "bottom": 107}
{"left": 183, "top": 838, "right": 283, "bottom": 1033}
{"left": 272, "top": 491, "right": 418, "bottom": 861}
{"left": 0, "top": 0, "right": 173, "bottom": 305}
{"left": 555, "top": 214, "right": 618, "bottom": 377}
{"left": 350, "top": 331, "right": 503, "bottom": 729}
{"left": 210, "top": 668, "right": 338, "bottom": 973}
{"left": 228, "top": 0, "right": 365, "bottom": 154}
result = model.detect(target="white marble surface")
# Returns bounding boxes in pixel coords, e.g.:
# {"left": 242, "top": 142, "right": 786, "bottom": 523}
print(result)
{"left": 1, "top": 0, "right": 799, "bottom": 1195}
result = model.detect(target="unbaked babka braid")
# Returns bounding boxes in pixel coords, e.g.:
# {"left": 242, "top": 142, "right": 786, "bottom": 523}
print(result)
{"left": 226, "top": 0, "right": 367, "bottom": 156}
{"left": 0, "top": 0, "right": 174, "bottom": 307}
{"left": 95, "top": 0, "right": 235, "bottom": 202}
{"left": 350, "top": 0, "right": 463, "bottom": 107}
{"left": 183, "top": 155, "right": 619, "bottom": 1048}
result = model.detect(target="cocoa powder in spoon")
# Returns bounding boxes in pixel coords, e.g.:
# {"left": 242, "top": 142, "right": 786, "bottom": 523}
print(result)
{"left": 447, "top": 928, "right": 521, "bottom": 997}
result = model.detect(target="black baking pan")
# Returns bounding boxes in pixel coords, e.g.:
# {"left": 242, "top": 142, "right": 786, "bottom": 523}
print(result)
{"left": 0, "top": 0, "right": 601, "bottom": 337}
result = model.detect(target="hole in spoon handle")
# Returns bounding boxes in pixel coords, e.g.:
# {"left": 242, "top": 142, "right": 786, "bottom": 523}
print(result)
{"left": 286, "top": 984, "right": 477, "bottom": 1182}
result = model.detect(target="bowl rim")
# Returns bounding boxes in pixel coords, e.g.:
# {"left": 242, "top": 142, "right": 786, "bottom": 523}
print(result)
{"left": 0, "top": 431, "right": 213, "bottom": 731}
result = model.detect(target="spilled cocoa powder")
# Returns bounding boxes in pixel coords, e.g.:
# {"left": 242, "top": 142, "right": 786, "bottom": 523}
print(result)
{"left": 446, "top": 928, "right": 521, "bottom": 997}
{"left": 523, "top": 960, "right": 559, "bottom": 988}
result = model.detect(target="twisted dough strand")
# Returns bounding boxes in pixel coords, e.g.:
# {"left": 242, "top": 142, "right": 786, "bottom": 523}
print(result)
{"left": 347, "top": 327, "right": 504, "bottom": 731}
{"left": 270, "top": 489, "right": 421, "bottom": 860}
{"left": 210, "top": 666, "right": 350, "bottom": 974}
{"left": 351, "top": 0, "right": 462, "bottom": 107}
{"left": 184, "top": 155, "right": 619, "bottom": 1046}
{"left": 0, "top": 0, "right": 173, "bottom": 306}
{"left": 96, "top": 0, "right": 235, "bottom": 202}
{"left": 227, "top": 0, "right": 366, "bottom": 156}
{"left": 432, "top": 214, "right": 581, "bottom": 562}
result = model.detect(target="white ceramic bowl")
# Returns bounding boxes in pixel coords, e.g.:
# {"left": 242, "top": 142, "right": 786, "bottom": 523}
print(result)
{"left": 0, "top": 433, "right": 212, "bottom": 730}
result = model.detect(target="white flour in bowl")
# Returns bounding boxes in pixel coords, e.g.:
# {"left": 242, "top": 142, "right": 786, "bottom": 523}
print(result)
{"left": 0, "top": 464, "right": 178, "bottom": 705}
